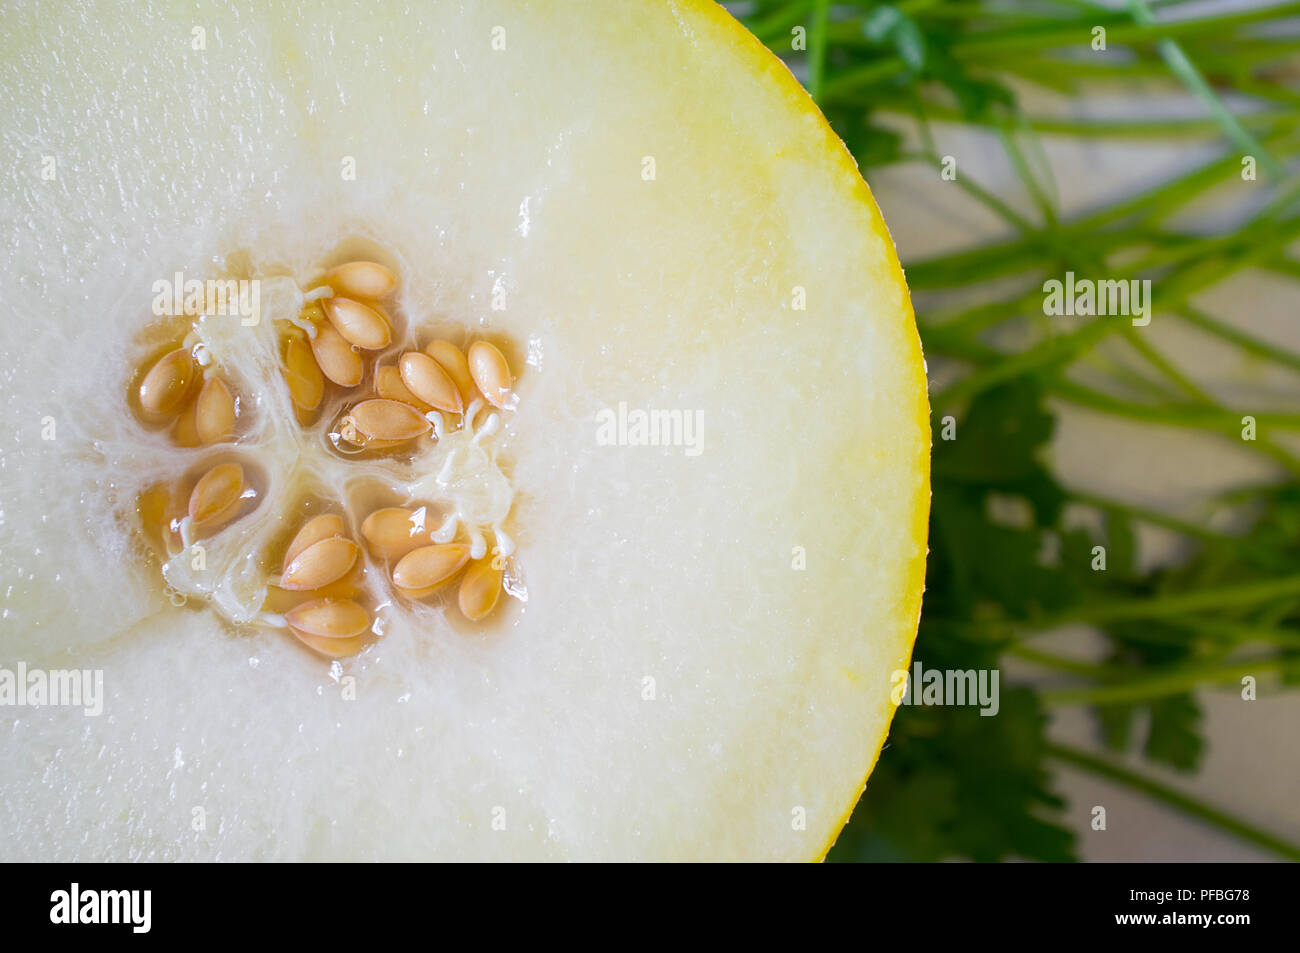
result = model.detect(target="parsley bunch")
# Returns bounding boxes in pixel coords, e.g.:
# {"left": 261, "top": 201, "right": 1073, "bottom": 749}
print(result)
{"left": 735, "top": 0, "right": 1300, "bottom": 861}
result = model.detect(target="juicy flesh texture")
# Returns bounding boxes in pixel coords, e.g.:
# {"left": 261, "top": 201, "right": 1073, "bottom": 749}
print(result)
{"left": 0, "top": 0, "right": 929, "bottom": 860}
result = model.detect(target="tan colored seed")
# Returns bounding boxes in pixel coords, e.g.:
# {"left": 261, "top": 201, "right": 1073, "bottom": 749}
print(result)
{"left": 338, "top": 417, "right": 365, "bottom": 446}
{"left": 323, "top": 297, "right": 392, "bottom": 350}
{"left": 187, "top": 462, "right": 245, "bottom": 528}
{"left": 290, "top": 628, "right": 365, "bottom": 658}
{"left": 467, "top": 341, "right": 513, "bottom": 409}
{"left": 361, "top": 507, "right": 429, "bottom": 560}
{"left": 171, "top": 400, "right": 200, "bottom": 448}
{"left": 264, "top": 565, "right": 364, "bottom": 614}
{"left": 136, "top": 484, "right": 170, "bottom": 536}
{"left": 138, "top": 348, "right": 195, "bottom": 417}
{"left": 336, "top": 419, "right": 408, "bottom": 451}
{"left": 375, "top": 365, "right": 433, "bottom": 413}
{"left": 392, "top": 544, "right": 470, "bottom": 595}
{"left": 195, "top": 376, "right": 236, "bottom": 445}
{"left": 283, "top": 513, "right": 347, "bottom": 569}
{"left": 284, "top": 334, "right": 325, "bottom": 410}
{"left": 309, "top": 563, "right": 365, "bottom": 601}
{"left": 284, "top": 598, "right": 371, "bottom": 638}
{"left": 310, "top": 322, "right": 364, "bottom": 387}
{"left": 458, "top": 558, "right": 504, "bottom": 621}
{"left": 348, "top": 399, "right": 431, "bottom": 442}
{"left": 138, "top": 484, "right": 184, "bottom": 555}
{"left": 424, "top": 340, "right": 477, "bottom": 404}
{"left": 281, "top": 536, "right": 359, "bottom": 591}
{"left": 324, "top": 261, "right": 397, "bottom": 299}
{"left": 399, "top": 352, "right": 463, "bottom": 413}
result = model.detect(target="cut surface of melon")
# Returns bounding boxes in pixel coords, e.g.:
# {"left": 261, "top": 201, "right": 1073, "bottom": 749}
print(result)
{"left": 0, "top": 0, "right": 929, "bottom": 861}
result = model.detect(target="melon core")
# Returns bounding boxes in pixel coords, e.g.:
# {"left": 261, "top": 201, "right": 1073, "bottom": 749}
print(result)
{"left": 0, "top": 0, "right": 929, "bottom": 861}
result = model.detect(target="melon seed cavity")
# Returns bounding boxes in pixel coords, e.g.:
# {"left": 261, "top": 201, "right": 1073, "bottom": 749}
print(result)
{"left": 131, "top": 257, "right": 521, "bottom": 659}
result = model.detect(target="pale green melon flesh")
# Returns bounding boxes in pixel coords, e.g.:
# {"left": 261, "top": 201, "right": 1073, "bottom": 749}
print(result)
{"left": 0, "top": 0, "right": 928, "bottom": 860}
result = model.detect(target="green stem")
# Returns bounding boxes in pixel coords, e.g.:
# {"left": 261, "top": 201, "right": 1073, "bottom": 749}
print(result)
{"left": 951, "top": 2, "right": 1300, "bottom": 57}
{"left": 903, "top": 150, "right": 1035, "bottom": 232}
{"left": 821, "top": 58, "right": 906, "bottom": 99}
{"left": 1126, "top": 0, "right": 1280, "bottom": 175}
{"left": 1045, "top": 574, "right": 1300, "bottom": 625}
{"left": 1263, "top": 256, "right": 1300, "bottom": 280}
{"left": 1042, "top": 656, "right": 1280, "bottom": 706}
{"left": 932, "top": 319, "right": 1115, "bottom": 411}
{"left": 1005, "top": 644, "right": 1122, "bottom": 679}
{"left": 1119, "top": 325, "right": 1213, "bottom": 404}
{"left": 747, "top": 1, "right": 809, "bottom": 46}
{"left": 1069, "top": 491, "right": 1244, "bottom": 546}
{"left": 807, "top": 0, "right": 829, "bottom": 104}
{"left": 1047, "top": 379, "right": 1300, "bottom": 432}
{"left": 907, "top": 131, "right": 1300, "bottom": 289}
{"left": 874, "top": 101, "right": 1299, "bottom": 139}
{"left": 1046, "top": 743, "right": 1300, "bottom": 861}
{"left": 928, "top": 210, "right": 1300, "bottom": 408}
{"left": 1180, "top": 617, "right": 1300, "bottom": 650}
{"left": 1178, "top": 304, "right": 1300, "bottom": 375}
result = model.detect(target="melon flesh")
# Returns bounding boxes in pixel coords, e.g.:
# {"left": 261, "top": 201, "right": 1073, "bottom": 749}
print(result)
{"left": 0, "top": 0, "right": 929, "bottom": 860}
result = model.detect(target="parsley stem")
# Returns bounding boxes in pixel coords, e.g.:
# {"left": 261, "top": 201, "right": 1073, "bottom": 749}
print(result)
{"left": 1047, "top": 379, "right": 1300, "bottom": 478}
{"left": 1041, "top": 657, "right": 1280, "bottom": 706}
{"left": 1179, "top": 617, "right": 1300, "bottom": 650}
{"left": 952, "top": 2, "right": 1300, "bottom": 56}
{"left": 932, "top": 320, "right": 1113, "bottom": 411}
{"left": 1126, "top": 0, "right": 1281, "bottom": 175}
{"left": 1047, "top": 379, "right": 1300, "bottom": 432}
{"left": 1118, "top": 325, "right": 1212, "bottom": 404}
{"left": 929, "top": 210, "right": 1300, "bottom": 410}
{"left": 1005, "top": 644, "right": 1121, "bottom": 679}
{"left": 807, "top": 0, "right": 829, "bottom": 104}
{"left": 1046, "top": 574, "right": 1300, "bottom": 625}
{"left": 1069, "top": 491, "right": 1245, "bottom": 545}
{"left": 907, "top": 132, "right": 1300, "bottom": 290}
{"left": 1178, "top": 305, "right": 1300, "bottom": 375}
{"left": 874, "top": 101, "right": 1300, "bottom": 139}
{"left": 1046, "top": 743, "right": 1300, "bottom": 861}
{"left": 746, "top": 1, "right": 807, "bottom": 45}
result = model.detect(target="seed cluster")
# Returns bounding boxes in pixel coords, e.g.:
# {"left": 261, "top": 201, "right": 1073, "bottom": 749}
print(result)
{"left": 136, "top": 341, "right": 238, "bottom": 448}
{"left": 133, "top": 258, "right": 519, "bottom": 659}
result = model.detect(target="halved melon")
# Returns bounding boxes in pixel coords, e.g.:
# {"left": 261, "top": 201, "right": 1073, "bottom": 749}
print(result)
{"left": 0, "top": 0, "right": 929, "bottom": 860}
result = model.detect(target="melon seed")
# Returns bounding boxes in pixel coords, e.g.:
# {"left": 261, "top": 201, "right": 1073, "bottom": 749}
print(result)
{"left": 458, "top": 558, "right": 503, "bottom": 621}
{"left": 324, "top": 261, "right": 396, "bottom": 299}
{"left": 284, "top": 598, "right": 370, "bottom": 638}
{"left": 138, "top": 348, "right": 195, "bottom": 417}
{"left": 424, "top": 340, "right": 477, "bottom": 404}
{"left": 284, "top": 335, "right": 325, "bottom": 410}
{"left": 281, "top": 536, "right": 359, "bottom": 591}
{"left": 348, "top": 399, "right": 431, "bottom": 442}
{"left": 375, "top": 364, "right": 433, "bottom": 413}
{"left": 467, "top": 341, "right": 513, "bottom": 409}
{"left": 283, "top": 513, "right": 347, "bottom": 569}
{"left": 335, "top": 417, "right": 409, "bottom": 451}
{"left": 138, "top": 484, "right": 184, "bottom": 555}
{"left": 392, "top": 543, "right": 470, "bottom": 596}
{"left": 171, "top": 400, "right": 201, "bottom": 448}
{"left": 310, "top": 322, "right": 364, "bottom": 387}
{"left": 195, "top": 376, "right": 236, "bottom": 445}
{"left": 188, "top": 462, "right": 245, "bottom": 528}
{"left": 399, "top": 352, "right": 463, "bottom": 413}
{"left": 289, "top": 628, "right": 365, "bottom": 658}
{"left": 361, "top": 507, "right": 429, "bottom": 560}
{"left": 323, "top": 297, "right": 392, "bottom": 350}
